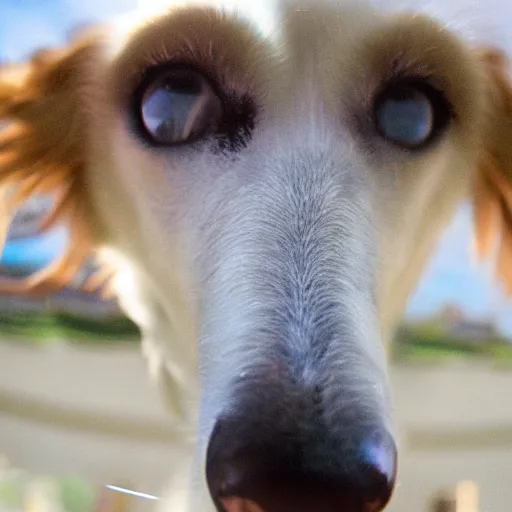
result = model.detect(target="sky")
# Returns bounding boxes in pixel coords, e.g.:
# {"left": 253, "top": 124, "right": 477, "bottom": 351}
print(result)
{"left": 0, "top": 0, "right": 511, "bottom": 336}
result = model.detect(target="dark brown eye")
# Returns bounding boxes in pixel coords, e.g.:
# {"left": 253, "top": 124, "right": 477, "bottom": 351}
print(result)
{"left": 374, "top": 80, "right": 451, "bottom": 149}
{"left": 138, "top": 67, "right": 222, "bottom": 145}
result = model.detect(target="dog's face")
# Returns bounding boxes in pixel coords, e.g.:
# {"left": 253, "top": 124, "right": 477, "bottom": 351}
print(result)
{"left": 1, "top": 1, "right": 512, "bottom": 511}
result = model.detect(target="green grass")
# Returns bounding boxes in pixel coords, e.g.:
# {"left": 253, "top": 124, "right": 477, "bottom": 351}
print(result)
{"left": 60, "top": 476, "right": 96, "bottom": 512}
{"left": 392, "top": 323, "right": 512, "bottom": 367}
{"left": 488, "top": 343, "right": 512, "bottom": 369}
{"left": 0, "top": 474, "right": 96, "bottom": 512}
{"left": 2, "top": 310, "right": 512, "bottom": 365}
{"left": 0, "top": 475, "right": 23, "bottom": 509}
{"left": 0, "top": 310, "right": 140, "bottom": 345}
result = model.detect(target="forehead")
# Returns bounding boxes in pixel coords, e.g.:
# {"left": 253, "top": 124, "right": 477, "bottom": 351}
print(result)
{"left": 105, "top": 0, "right": 485, "bottom": 76}
{"left": 106, "top": 0, "right": 482, "bottom": 123}
{"left": 106, "top": 0, "right": 377, "bottom": 64}
{"left": 105, "top": 0, "right": 512, "bottom": 66}
{"left": 110, "top": 0, "right": 358, "bottom": 44}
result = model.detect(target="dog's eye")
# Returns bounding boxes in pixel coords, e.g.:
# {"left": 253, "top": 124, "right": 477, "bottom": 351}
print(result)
{"left": 374, "top": 81, "right": 450, "bottom": 149}
{"left": 139, "top": 67, "right": 222, "bottom": 145}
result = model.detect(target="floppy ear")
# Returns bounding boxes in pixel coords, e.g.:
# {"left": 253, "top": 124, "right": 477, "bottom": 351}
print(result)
{"left": 0, "top": 38, "right": 112, "bottom": 296}
{"left": 473, "top": 49, "right": 512, "bottom": 295}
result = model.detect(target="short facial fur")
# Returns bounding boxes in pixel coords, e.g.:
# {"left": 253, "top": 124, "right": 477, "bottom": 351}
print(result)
{"left": 1, "top": 1, "right": 512, "bottom": 511}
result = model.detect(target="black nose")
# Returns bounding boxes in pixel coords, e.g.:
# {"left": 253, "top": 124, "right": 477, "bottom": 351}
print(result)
{"left": 206, "top": 417, "right": 397, "bottom": 512}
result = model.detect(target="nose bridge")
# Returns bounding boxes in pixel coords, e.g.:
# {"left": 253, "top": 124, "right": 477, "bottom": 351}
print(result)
{"left": 213, "top": 148, "right": 384, "bottom": 387}
{"left": 216, "top": 151, "right": 389, "bottom": 423}
{"left": 246, "top": 151, "right": 373, "bottom": 341}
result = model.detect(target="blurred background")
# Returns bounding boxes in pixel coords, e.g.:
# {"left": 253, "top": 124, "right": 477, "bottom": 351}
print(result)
{"left": 0, "top": 1, "right": 511, "bottom": 511}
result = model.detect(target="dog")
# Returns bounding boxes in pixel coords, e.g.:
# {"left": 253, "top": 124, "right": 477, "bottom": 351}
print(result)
{"left": 1, "top": 1, "right": 511, "bottom": 510}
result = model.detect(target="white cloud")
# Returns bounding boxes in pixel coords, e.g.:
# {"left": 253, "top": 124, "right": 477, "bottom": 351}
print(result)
{"left": 60, "top": 0, "right": 136, "bottom": 24}
{"left": 0, "top": 7, "right": 63, "bottom": 61}
{"left": 388, "top": 0, "right": 512, "bottom": 53}
{"left": 0, "top": 0, "right": 136, "bottom": 61}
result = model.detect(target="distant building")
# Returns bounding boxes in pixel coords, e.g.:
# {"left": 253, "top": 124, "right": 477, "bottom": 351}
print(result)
{"left": 440, "top": 305, "right": 464, "bottom": 324}
{"left": 0, "top": 194, "right": 122, "bottom": 317}
{"left": 439, "top": 305, "right": 496, "bottom": 342}
{"left": 7, "top": 194, "right": 54, "bottom": 240}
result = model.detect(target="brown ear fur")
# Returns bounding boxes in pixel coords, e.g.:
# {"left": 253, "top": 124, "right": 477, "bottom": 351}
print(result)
{"left": 0, "top": 38, "right": 112, "bottom": 297}
{"left": 474, "top": 49, "right": 512, "bottom": 295}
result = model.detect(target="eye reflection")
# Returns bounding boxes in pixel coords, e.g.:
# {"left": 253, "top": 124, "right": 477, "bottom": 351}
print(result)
{"left": 139, "top": 67, "right": 222, "bottom": 145}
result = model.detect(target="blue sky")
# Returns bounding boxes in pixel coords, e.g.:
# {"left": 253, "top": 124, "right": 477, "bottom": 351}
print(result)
{"left": 0, "top": 0, "right": 511, "bottom": 336}
{"left": 406, "top": 205, "right": 512, "bottom": 335}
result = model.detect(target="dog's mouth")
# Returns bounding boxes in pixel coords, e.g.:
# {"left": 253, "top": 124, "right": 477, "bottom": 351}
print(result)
{"left": 221, "top": 497, "right": 263, "bottom": 512}
{"left": 220, "top": 497, "right": 385, "bottom": 512}
{"left": 213, "top": 476, "right": 391, "bottom": 512}
{"left": 216, "top": 485, "right": 388, "bottom": 512}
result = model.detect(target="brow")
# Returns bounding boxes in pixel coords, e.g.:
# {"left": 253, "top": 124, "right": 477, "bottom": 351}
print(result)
{"left": 109, "top": 7, "right": 269, "bottom": 112}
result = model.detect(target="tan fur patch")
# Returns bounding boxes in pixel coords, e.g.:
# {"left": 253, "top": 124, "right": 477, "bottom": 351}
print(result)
{"left": 474, "top": 49, "right": 512, "bottom": 294}
{"left": 0, "top": 38, "right": 112, "bottom": 296}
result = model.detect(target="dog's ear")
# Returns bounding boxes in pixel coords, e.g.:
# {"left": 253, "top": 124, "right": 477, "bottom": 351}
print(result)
{"left": 473, "top": 49, "right": 512, "bottom": 294}
{"left": 0, "top": 37, "right": 112, "bottom": 296}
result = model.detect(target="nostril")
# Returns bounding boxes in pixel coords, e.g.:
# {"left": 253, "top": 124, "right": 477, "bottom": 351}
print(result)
{"left": 312, "top": 384, "right": 323, "bottom": 407}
